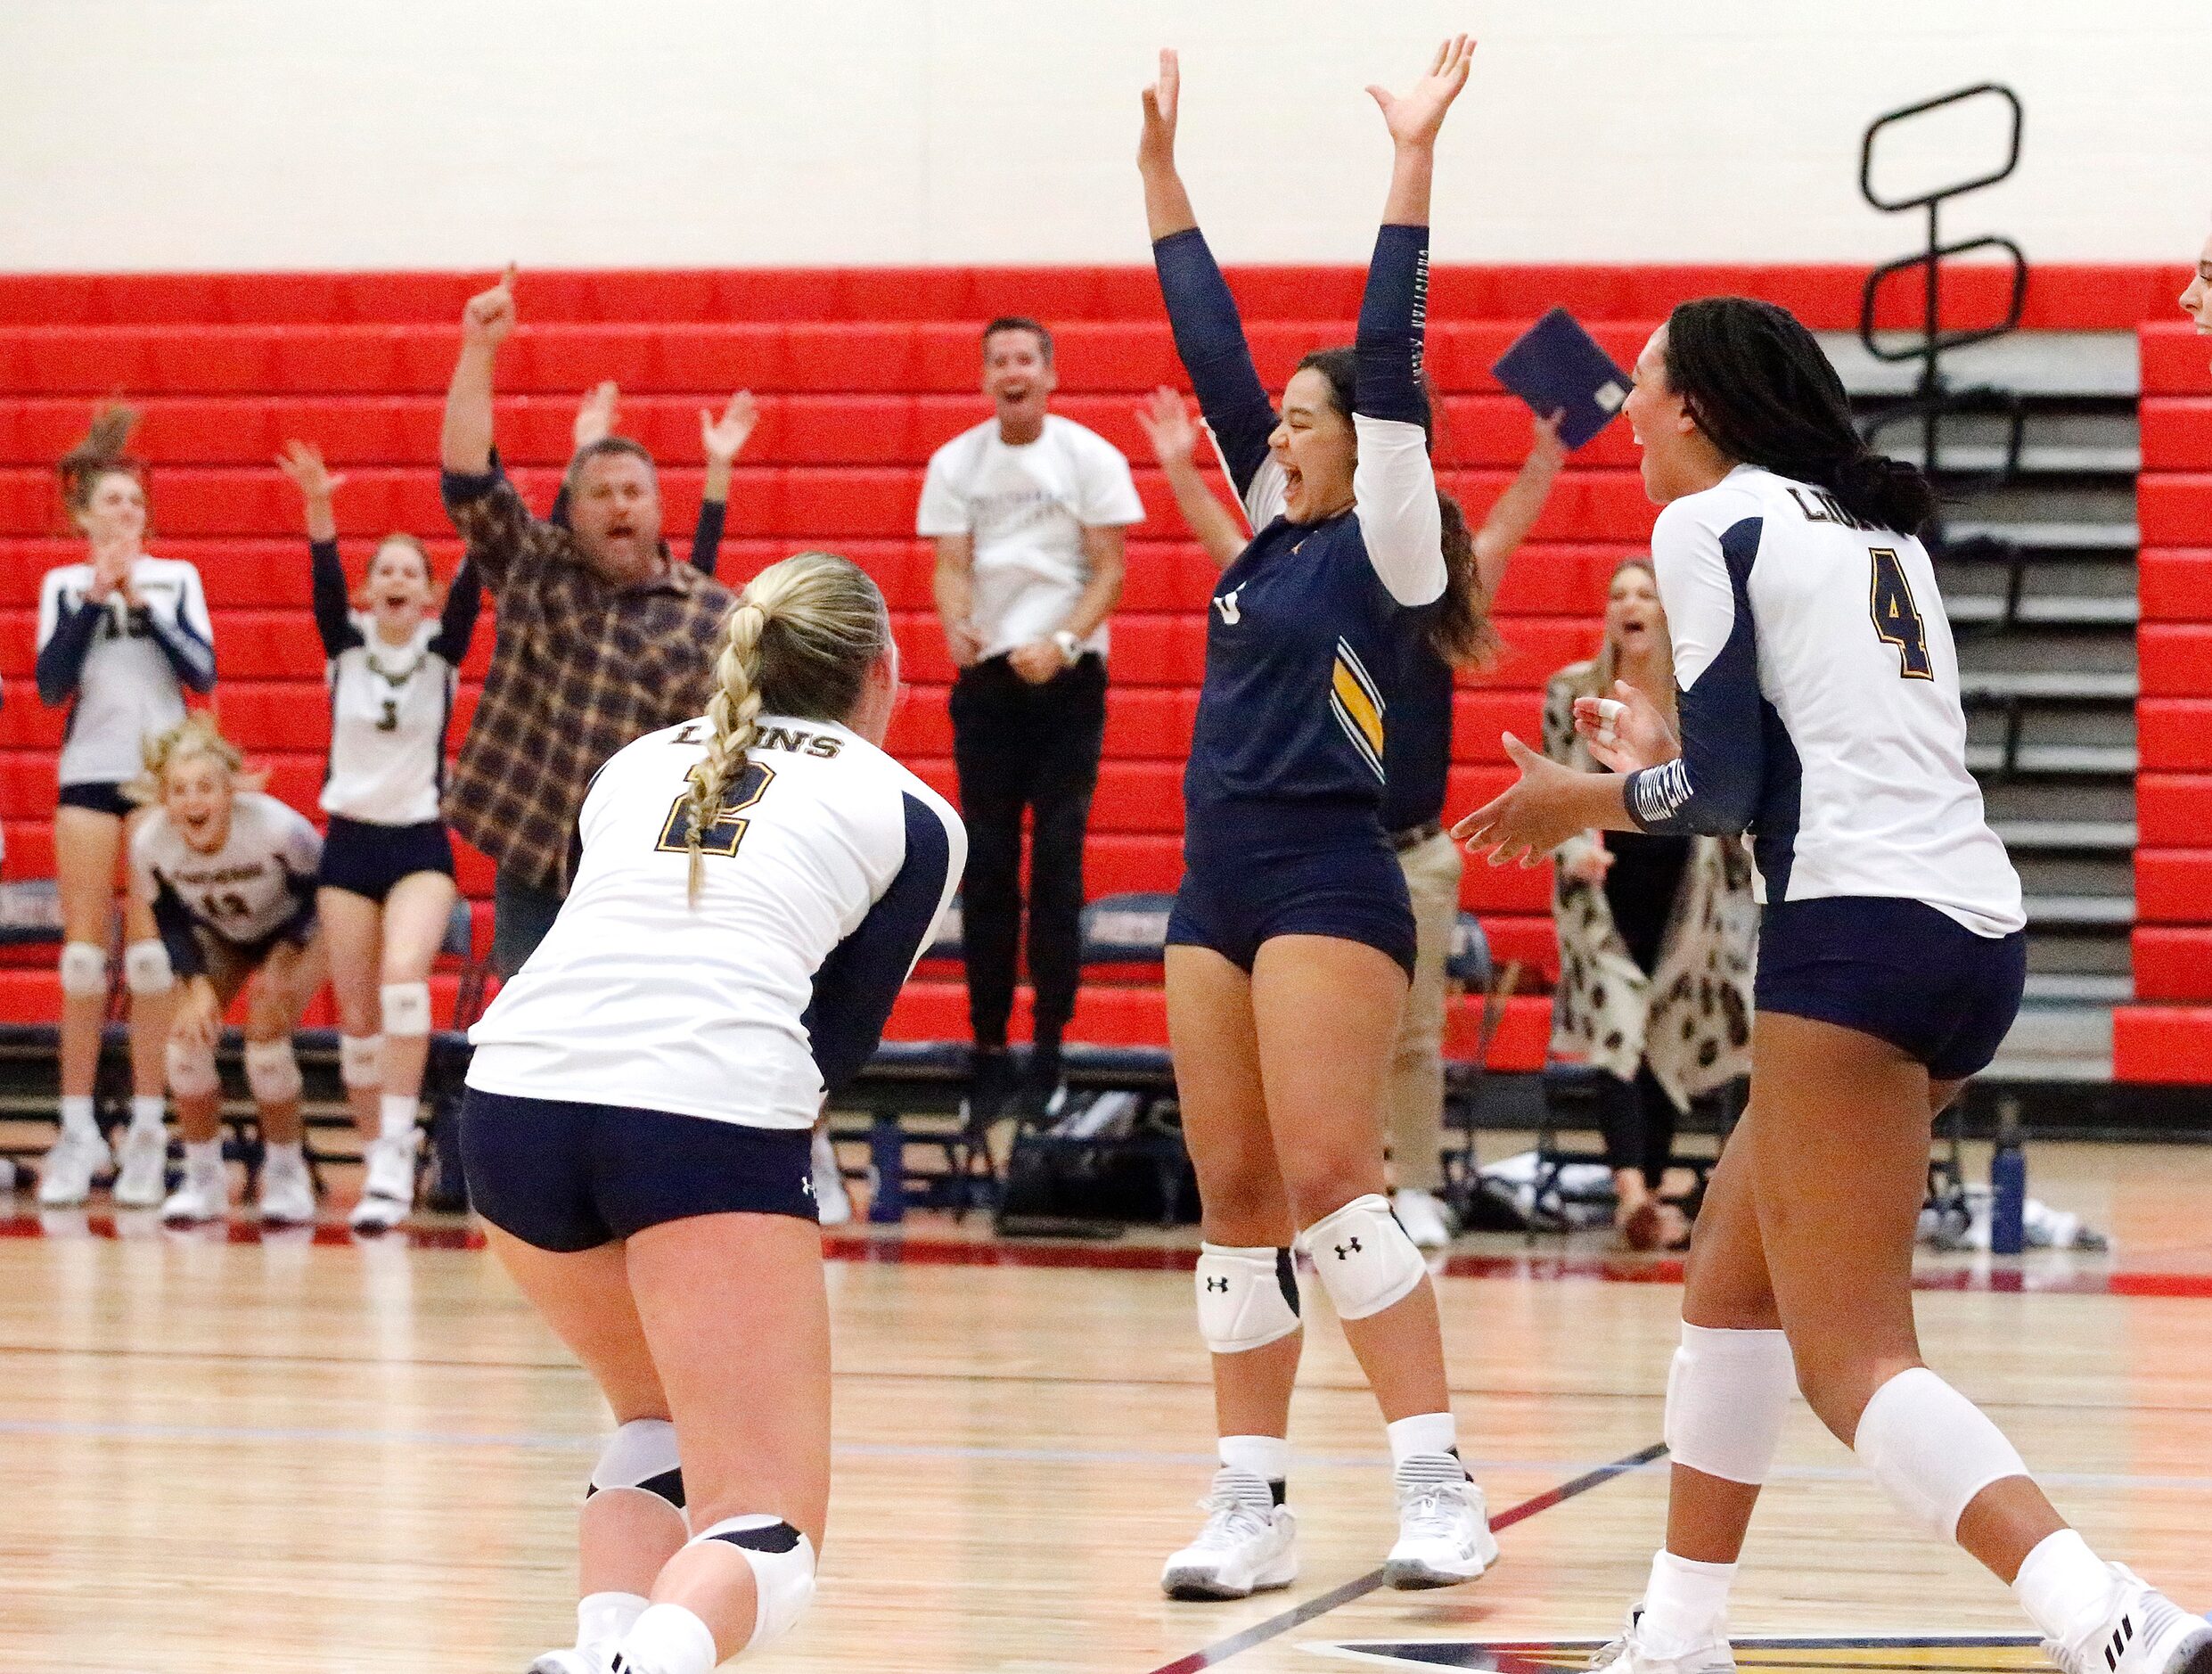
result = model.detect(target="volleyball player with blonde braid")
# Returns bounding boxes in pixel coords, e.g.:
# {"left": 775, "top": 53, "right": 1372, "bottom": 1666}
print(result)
{"left": 459, "top": 554, "right": 964, "bottom": 1674}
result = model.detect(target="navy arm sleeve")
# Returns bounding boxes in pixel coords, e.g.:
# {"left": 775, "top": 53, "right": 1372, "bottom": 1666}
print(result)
{"left": 309, "top": 539, "right": 364, "bottom": 657}
{"left": 35, "top": 599, "right": 102, "bottom": 706}
{"left": 690, "top": 496, "right": 725, "bottom": 578}
{"left": 428, "top": 559, "right": 482, "bottom": 666}
{"left": 802, "top": 793, "right": 959, "bottom": 1099}
{"left": 140, "top": 605, "right": 217, "bottom": 694}
{"left": 1355, "top": 223, "right": 1430, "bottom": 426}
{"left": 1151, "top": 228, "right": 1279, "bottom": 497}
{"left": 1626, "top": 518, "right": 1767, "bottom": 837}
{"left": 149, "top": 880, "right": 207, "bottom": 979}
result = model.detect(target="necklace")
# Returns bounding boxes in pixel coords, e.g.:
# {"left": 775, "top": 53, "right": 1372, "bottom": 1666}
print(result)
{"left": 363, "top": 631, "right": 430, "bottom": 687}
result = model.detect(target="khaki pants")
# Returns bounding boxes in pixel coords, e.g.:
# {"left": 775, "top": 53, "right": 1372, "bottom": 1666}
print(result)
{"left": 1386, "top": 830, "right": 1463, "bottom": 1194}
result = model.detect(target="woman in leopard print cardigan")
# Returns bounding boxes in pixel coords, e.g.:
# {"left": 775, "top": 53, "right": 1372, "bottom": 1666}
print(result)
{"left": 1541, "top": 558, "right": 1757, "bottom": 1248}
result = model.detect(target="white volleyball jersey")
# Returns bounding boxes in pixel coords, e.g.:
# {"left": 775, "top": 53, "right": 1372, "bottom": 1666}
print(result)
{"left": 36, "top": 556, "right": 216, "bottom": 788}
{"left": 323, "top": 621, "right": 461, "bottom": 825}
{"left": 467, "top": 714, "right": 966, "bottom": 1130}
{"left": 131, "top": 792, "right": 323, "bottom": 950}
{"left": 1627, "top": 464, "right": 2023, "bottom": 936}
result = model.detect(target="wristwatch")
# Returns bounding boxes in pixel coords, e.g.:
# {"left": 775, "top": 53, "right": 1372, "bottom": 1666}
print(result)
{"left": 1052, "top": 629, "right": 1084, "bottom": 666}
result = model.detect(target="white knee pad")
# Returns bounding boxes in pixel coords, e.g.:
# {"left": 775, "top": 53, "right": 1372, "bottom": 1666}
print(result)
{"left": 59, "top": 941, "right": 108, "bottom": 997}
{"left": 693, "top": 1514, "right": 817, "bottom": 1654}
{"left": 122, "top": 939, "right": 174, "bottom": 996}
{"left": 339, "top": 1033, "right": 384, "bottom": 1089}
{"left": 243, "top": 1038, "right": 303, "bottom": 1105}
{"left": 1299, "top": 1194, "right": 1427, "bottom": 1321}
{"left": 586, "top": 1417, "right": 685, "bottom": 1517}
{"left": 1854, "top": 1366, "right": 2028, "bottom": 1540}
{"left": 380, "top": 980, "right": 431, "bottom": 1038}
{"left": 165, "top": 1035, "right": 220, "bottom": 1099}
{"left": 1664, "top": 1324, "right": 1796, "bottom": 1485}
{"left": 1194, "top": 1243, "right": 1301, "bottom": 1355}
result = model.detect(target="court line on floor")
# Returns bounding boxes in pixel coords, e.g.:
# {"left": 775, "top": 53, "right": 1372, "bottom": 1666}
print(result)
{"left": 1144, "top": 1442, "right": 1670, "bottom": 1674}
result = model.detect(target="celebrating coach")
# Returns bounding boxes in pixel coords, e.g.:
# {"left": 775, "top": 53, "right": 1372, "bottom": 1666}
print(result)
{"left": 922, "top": 316, "right": 1144, "bottom": 1122}
{"left": 438, "top": 267, "right": 734, "bottom": 972}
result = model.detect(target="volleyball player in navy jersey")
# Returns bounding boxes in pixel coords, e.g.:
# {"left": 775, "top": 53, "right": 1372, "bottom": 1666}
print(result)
{"left": 1456, "top": 300, "right": 2208, "bottom": 1674}
{"left": 35, "top": 407, "right": 214, "bottom": 1210}
{"left": 1137, "top": 38, "right": 1501, "bottom": 1597}
{"left": 278, "top": 440, "right": 479, "bottom": 1233}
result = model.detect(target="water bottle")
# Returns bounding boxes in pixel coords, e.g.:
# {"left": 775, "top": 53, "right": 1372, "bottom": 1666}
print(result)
{"left": 1988, "top": 1097, "right": 2027, "bottom": 1256}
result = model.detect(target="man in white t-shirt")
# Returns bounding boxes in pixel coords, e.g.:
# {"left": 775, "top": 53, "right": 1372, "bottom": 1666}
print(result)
{"left": 918, "top": 316, "right": 1144, "bottom": 1120}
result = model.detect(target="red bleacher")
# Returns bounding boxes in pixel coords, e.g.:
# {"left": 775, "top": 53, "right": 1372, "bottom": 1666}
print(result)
{"left": 0, "top": 265, "right": 2180, "bottom": 1075}
{"left": 2118, "top": 323, "right": 2212, "bottom": 1080}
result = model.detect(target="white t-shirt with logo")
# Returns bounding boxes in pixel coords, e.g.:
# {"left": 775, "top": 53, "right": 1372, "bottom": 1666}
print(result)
{"left": 914, "top": 414, "right": 1144, "bottom": 660}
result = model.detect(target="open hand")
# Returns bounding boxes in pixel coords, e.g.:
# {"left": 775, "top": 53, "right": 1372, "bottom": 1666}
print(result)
{"left": 1137, "top": 48, "right": 1180, "bottom": 172}
{"left": 1574, "top": 679, "right": 1678, "bottom": 774}
{"left": 573, "top": 381, "right": 619, "bottom": 450}
{"left": 1366, "top": 33, "right": 1476, "bottom": 151}
{"left": 174, "top": 985, "right": 222, "bottom": 1054}
{"left": 275, "top": 439, "right": 346, "bottom": 505}
{"left": 700, "top": 390, "right": 758, "bottom": 466}
{"left": 1135, "top": 386, "right": 1198, "bottom": 468}
{"left": 1451, "top": 733, "right": 1587, "bottom": 868}
{"left": 462, "top": 263, "right": 518, "bottom": 349}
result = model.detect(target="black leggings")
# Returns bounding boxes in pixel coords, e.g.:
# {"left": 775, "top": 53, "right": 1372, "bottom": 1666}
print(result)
{"left": 1597, "top": 1063, "right": 1677, "bottom": 1191}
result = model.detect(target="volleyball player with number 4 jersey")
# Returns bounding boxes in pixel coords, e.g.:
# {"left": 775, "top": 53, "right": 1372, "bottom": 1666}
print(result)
{"left": 458, "top": 553, "right": 963, "bottom": 1674}
{"left": 278, "top": 440, "right": 479, "bottom": 1234}
{"left": 1455, "top": 299, "right": 2209, "bottom": 1674}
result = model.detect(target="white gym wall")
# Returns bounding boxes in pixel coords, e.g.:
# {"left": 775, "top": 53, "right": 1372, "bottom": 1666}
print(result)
{"left": 0, "top": 0, "right": 2203, "bottom": 272}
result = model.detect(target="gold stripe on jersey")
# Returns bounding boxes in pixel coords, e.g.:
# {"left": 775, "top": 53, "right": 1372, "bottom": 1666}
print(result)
{"left": 1331, "top": 639, "right": 1387, "bottom": 781}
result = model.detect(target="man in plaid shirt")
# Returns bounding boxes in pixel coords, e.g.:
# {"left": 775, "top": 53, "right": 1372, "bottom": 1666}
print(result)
{"left": 438, "top": 267, "right": 733, "bottom": 972}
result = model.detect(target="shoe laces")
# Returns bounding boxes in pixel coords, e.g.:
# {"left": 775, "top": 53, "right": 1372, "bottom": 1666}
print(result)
{"left": 1186, "top": 1468, "right": 1275, "bottom": 1551}
{"left": 1394, "top": 1453, "right": 1471, "bottom": 1537}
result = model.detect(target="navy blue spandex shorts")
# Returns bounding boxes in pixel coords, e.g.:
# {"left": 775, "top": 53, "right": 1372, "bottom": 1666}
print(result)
{"left": 317, "top": 816, "right": 455, "bottom": 904}
{"left": 461, "top": 1087, "right": 819, "bottom": 1252}
{"left": 1755, "top": 895, "right": 2027, "bottom": 1080}
{"left": 1167, "top": 798, "right": 1416, "bottom": 980}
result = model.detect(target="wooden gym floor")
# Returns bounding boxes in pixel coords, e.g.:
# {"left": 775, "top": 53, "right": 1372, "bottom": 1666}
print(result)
{"left": 1, "top": 1138, "right": 2208, "bottom": 1673}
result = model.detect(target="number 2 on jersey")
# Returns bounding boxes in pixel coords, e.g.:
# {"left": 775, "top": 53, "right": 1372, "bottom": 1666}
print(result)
{"left": 1868, "top": 548, "right": 1932, "bottom": 680}
{"left": 654, "top": 759, "right": 776, "bottom": 859}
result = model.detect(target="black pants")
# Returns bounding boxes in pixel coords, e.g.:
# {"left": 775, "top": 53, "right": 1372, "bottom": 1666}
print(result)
{"left": 1596, "top": 1063, "right": 1677, "bottom": 1190}
{"left": 493, "top": 866, "right": 565, "bottom": 979}
{"left": 949, "top": 653, "right": 1107, "bottom": 1050}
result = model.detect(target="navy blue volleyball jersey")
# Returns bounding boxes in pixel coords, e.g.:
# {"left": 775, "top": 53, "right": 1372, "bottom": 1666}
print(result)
{"left": 1157, "top": 224, "right": 1447, "bottom": 829}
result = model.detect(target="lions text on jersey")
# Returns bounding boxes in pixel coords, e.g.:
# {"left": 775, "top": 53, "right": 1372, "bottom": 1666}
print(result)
{"left": 466, "top": 715, "right": 966, "bottom": 1130}
{"left": 1625, "top": 464, "right": 2024, "bottom": 936}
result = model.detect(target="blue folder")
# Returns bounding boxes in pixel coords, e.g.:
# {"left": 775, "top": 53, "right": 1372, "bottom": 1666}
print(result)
{"left": 1490, "top": 307, "right": 1633, "bottom": 450}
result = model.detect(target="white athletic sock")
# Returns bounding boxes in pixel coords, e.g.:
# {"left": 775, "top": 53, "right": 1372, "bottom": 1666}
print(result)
{"left": 128, "top": 1095, "right": 166, "bottom": 1135}
{"left": 1219, "top": 1432, "right": 1290, "bottom": 1488}
{"left": 378, "top": 1094, "right": 418, "bottom": 1144}
{"left": 264, "top": 1139, "right": 305, "bottom": 1170}
{"left": 183, "top": 1138, "right": 223, "bottom": 1176}
{"left": 1385, "top": 1411, "right": 1460, "bottom": 1469}
{"left": 616, "top": 1602, "right": 718, "bottom": 1674}
{"left": 1640, "top": 1548, "right": 1737, "bottom": 1653}
{"left": 2012, "top": 1529, "right": 2117, "bottom": 1645}
{"left": 577, "top": 1589, "right": 650, "bottom": 1653}
{"left": 59, "top": 1095, "right": 97, "bottom": 1142}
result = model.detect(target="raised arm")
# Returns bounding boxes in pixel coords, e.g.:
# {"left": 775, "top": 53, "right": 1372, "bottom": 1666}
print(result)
{"left": 1472, "top": 414, "right": 1567, "bottom": 601}
{"left": 1135, "top": 386, "right": 1247, "bottom": 569}
{"left": 1140, "top": 51, "right": 1278, "bottom": 500}
{"left": 441, "top": 265, "right": 515, "bottom": 478}
{"left": 277, "top": 440, "right": 363, "bottom": 657}
{"left": 1351, "top": 36, "right": 1476, "bottom": 607}
{"left": 429, "top": 560, "right": 482, "bottom": 667}
{"left": 692, "top": 390, "right": 756, "bottom": 577}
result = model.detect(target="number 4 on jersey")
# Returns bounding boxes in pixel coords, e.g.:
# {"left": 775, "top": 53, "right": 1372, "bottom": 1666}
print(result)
{"left": 655, "top": 759, "right": 776, "bottom": 858}
{"left": 1869, "top": 547, "right": 1933, "bottom": 680}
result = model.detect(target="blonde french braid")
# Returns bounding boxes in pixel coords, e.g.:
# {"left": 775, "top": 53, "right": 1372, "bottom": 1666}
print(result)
{"left": 681, "top": 600, "right": 771, "bottom": 904}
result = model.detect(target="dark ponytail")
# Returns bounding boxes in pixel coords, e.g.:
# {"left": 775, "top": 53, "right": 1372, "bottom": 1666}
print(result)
{"left": 1293, "top": 347, "right": 1496, "bottom": 669}
{"left": 1663, "top": 297, "right": 1937, "bottom": 537}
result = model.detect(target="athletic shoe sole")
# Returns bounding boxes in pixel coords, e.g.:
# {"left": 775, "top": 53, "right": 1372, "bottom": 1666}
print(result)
{"left": 1383, "top": 1533, "right": 1500, "bottom": 1590}
{"left": 1161, "top": 1563, "right": 1295, "bottom": 1602}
